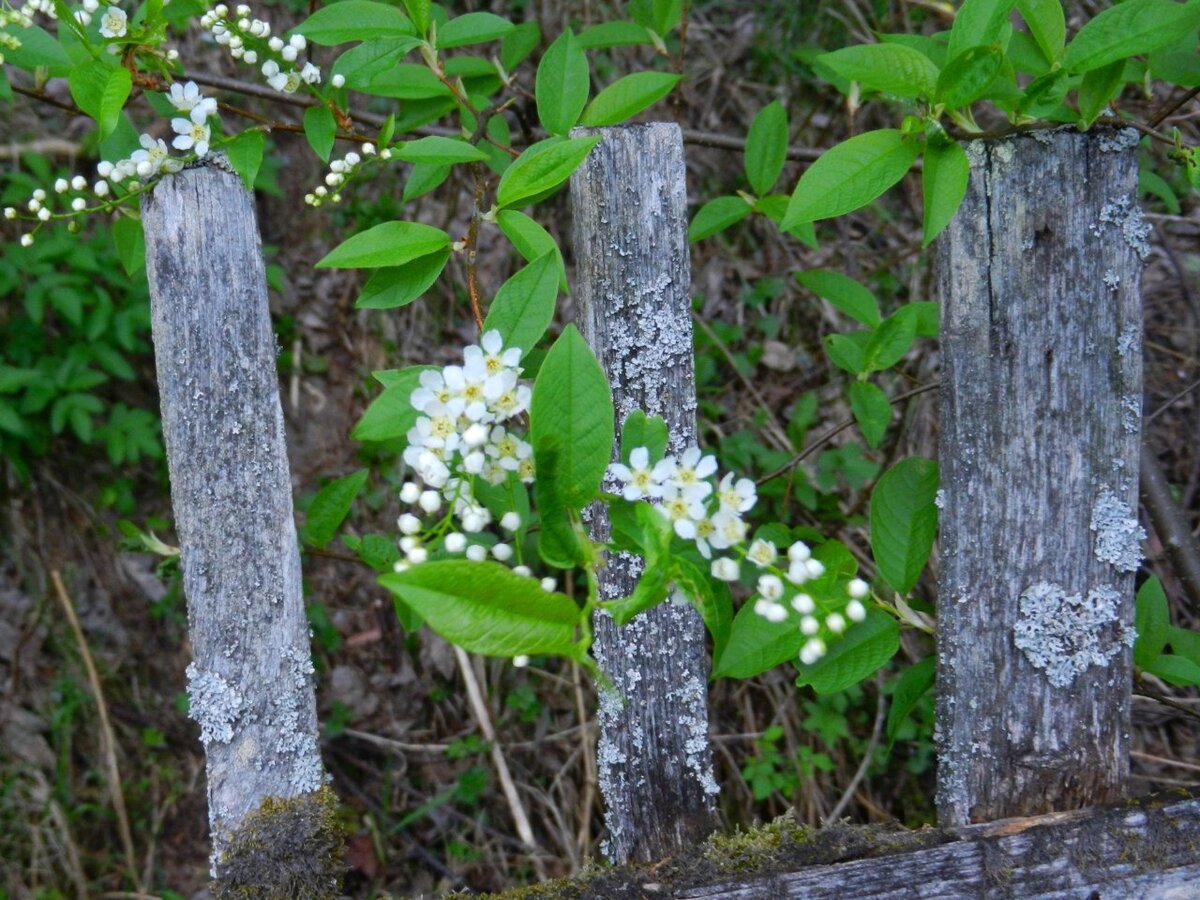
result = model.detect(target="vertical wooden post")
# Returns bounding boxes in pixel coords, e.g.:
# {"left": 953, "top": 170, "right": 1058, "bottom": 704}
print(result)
{"left": 143, "top": 162, "right": 340, "bottom": 891}
{"left": 569, "top": 123, "right": 718, "bottom": 863}
{"left": 935, "top": 129, "right": 1145, "bottom": 826}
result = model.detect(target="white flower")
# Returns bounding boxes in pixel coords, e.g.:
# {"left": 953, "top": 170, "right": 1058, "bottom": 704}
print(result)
{"left": 757, "top": 574, "right": 784, "bottom": 602}
{"left": 825, "top": 613, "right": 846, "bottom": 634}
{"left": 711, "top": 557, "right": 740, "bottom": 582}
{"left": 491, "top": 543, "right": 512, "bottom": 561}
{"left": 54, "top": 178, "right": 68, "bottom": 193}
{"left": 82, "top": 0, "right": 99, "bottom": 11}
{"left": 97, "top": 160, "right": 114, "bottom": 177}
{"left": 267, "top": 68, "right": 302, "bottom": 93}
{"left": 753, "top": 599, "right": 788, "bottom": 623}
{"left": 171, "top": 107, "right": 211, "bottom": 156}
{"left": 512, "top": 565, "right": 532, "bottom": 577}
{"left": 608, "top": 446, "right": 664, "bottom": 501}
{"left": 791, "top": 593, "right": 815, "bottom": 615}
{"left": 715, "top": 472, "right": 753, "bottom": 513}
{"left": 540, "top": 577, "right": 556, "bottom": 593}
{"left": 787, "top": 541, "right": 811, "bottom": 563}
{"left": 20, "top": 234, "right": 33, "bottom": 247}
{"left": 300, "top": 62, "right": 321, "bottom": 84}
{"left": 94, "top": 180, "right": 109, "bottom": 196}
{"left": 500, "top": 511, "right": 521, "bottom": 532}
{"left": 406, "top": 545, "right": 428, "bottom": 565}
{"left": 418, "top": 490, "right": 441, "bottom": 514}
{"left": 331, "top": 73, "right": 346, "bottom": 88}
{"left": 36, "top": 208, "right": 50, "bottom": 221}
{"left": 669, "top": 447, "right": 717, "bottom": 500}
{"left": 462, "top": 422, "right": 489, "bottom": 448}
{"left": 691, "top": 515, "right": 718, "bottom": 559}
{"left": 788, "top": 560, "right": 812, "bottom": 585}
{"left": 444, "top": 532, "right": 466, "bottom": 553}
{"left": 168, "top": 81, "right": 218, "bottom": 118}
{"left": 512, "top": 655, "right": 530, "bottom": 667}
{"left": 846, "top": 599, "right": 867, "bottom": 622}
{"left": 707, "top": 509, "right": 747, "bottom": 550}
{"left": 397, "top": 513, "right": 422, "bottom": 535}
{"left": 130, "top": 133, "right": 171, "bottom": 177}
{"left": 391, "top": 560, "right": 409, "bottom": 574}
{"left": 461, "top": 510, "right": 487, "bottom": 533}
{"left": 800, "top": 615, "right": 819, "bottom": 636}
{"left": 280, "top": 43, "right": 297, "bottom": 62}
{"left": 261, "top": 59, "right": 280, "bottom": 78}
{"left": 399, "top": 481, "right": 421, "bottom": 504}
{"left": 71, "top": 197, "right": 86, "bottom": 211}
{"left": 98, "top": 5, "right": 126, "bottom": 38}
{"left": 465, "top": 544, "right": 487, "bottom": 562}
{"left": 747, "top": 539, "right": 777, "bottom": 568}
{"left": 70, "top": 175, "right": 86, "bottom": 190}
{"left": 660, "top": 484, "right": 706, "bottom": 540}
{"left": 799, "top": 638, "right": 826, "bottom": 666}
{"left": 847, "top": 578, "right": 869, "bottom": 599}
{"left": 289, "top": 33, "right": 306, "bottom": 50}
{"left": 805, "top": 559, "right": 826, "bottom": 580}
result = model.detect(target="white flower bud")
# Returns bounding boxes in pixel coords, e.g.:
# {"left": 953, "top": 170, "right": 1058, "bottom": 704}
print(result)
{"left": 237, "top": 17, "right": 250, "bottom": 29}
{"left": 418, "top": 490, "right": 441, "bottom": 514}
{"left": 491, "top": 543, "right": 513, "bottom": 561}
{"left": 20, "top": 234, "right": 33, "bottom": 247}
{"left": 391, "top": 560, "right": 409, "bottom": 574}
{"left": 846, "top": 599, "right": 867, "bottom": 622}
{"left": 825, "top": 613, "right": 847, "bottom": 634}
{"left": 93, "top": 180, "right": 109, "bottom": 196}
{"left": 344, "top": 151, "right": 360, "bottom": 166}
{"left": 167, "top": 48, "right": 179, "bottom": 60}
{"left": 331, "top": 73, "right": 346, "bottom": 88}
{"left": 243, "top": 49, "right": 257, "bottom": 64}
{"left": 289, "top": 33, "right": 306, "bottom": 49}
{"left": 136, "top": 160, "right": 154, "bottom": 177}
{"left": 805, "top": 559, "right": 826, "bottom": 580}
{"left": 512, "top": 565, "right": 532, "bottom": 577}
{"left": 36, "top": 208, "right": 50, "bottom": 221}
{"left": 499, "top": 511, "right": 521, "bottom": 532}
{"left": 799, "top": 638, "right": 826, "bottom": 666}
{"left": 397, "top": 513, "right": 422, "bottom": 535}
{"left": 540, "top": 577, "right": 556, "bottom": 593}
{"left": 465, "top": 544, "right": 487, "bottom": 562}
{"left": 753, "top": 599, "right": 788, "bottom": 623}
{"left": 235, "top": 3, "right": 250, "bottom": 15}
{"left": 54, "top": 178, "right": 69, "bottom": 193}
{"left": 800, "top": 615, "right": 819, "bottom": 636}
{"left": 378, "top": 148, "right": 392, "bottom": 160}
{"left": 406, "top": 546, "right": 428, "bottom": 565}
{"left": 32, "top": 189, "right": 45, "bottom": 201}
{"left": 3, "top": 207, "right": 15, "bottom": 219}
{"left": 787, "top": 541, "right": 811, "bottom": 563}
{"left": 70, "top": 175, "right": 86, "bottom": 190}
{"left": 71, "top": 198, "right": 86, "bottom": 211}
{"left": 461, "top": 511, "right": 486, "bottom": 533}
{"left": 444, "top": 532, "right": 467, "bottom": 553}
{"left": 97, "top": 161, "right": 114, "bottom": 177}
{"left": 757, "top": 574, "right": 784, "bottom": 601}
{"left": 512, "top": 655, "right": 530, "bottom": 667}
{"left": 399, "top": 536, "right": 419, "bottom": 553}
{"left": 362, "top": 141, "right": 375, "bottom": 154}
{"left": 847, "top": 578, "right": 869, "bottom": 599}
{"left": 711, "top": 557, "right": 740, "bottom": 582}
{"left": 267, "top": 36, "right": 283, "bottom": 52}
{"left": 280, "top": 44, "right": 297, "bottom": 61}
{"left": 790, "top": 593, "right": 815, "bottom": 615}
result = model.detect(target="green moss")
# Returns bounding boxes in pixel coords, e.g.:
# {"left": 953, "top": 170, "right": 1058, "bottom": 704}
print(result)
{"left": 214, "top": 786, "right": 345, "bottom": 900}
{"left": 703, "top": 810, "right": 813, "bottom": 873}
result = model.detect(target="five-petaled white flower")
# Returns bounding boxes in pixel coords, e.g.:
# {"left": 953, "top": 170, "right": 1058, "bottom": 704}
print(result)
{"left": 98, "top": 5, "right": 126, "bottom": 38}
{"left": 168, "top": 81, "right": 218, "bottom": 118}
{"left": 171, "top": 107, "right": 211, "bottom": 156}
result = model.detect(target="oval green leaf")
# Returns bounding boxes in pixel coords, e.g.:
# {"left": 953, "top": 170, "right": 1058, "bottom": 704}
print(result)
{"left": 688, "top": 196, "right": 752, "bottom": 242}
{"left": 316, "top": 221, "right": 450, "bottom": 269}
{"left": 497, "top": 135, "right": 602, "bottom": 209}
{"left": 393, "top": 135, "right": 489, "bottom": 164}
{"left": 482, "top": 252, "right": 560, "bottom": 357}
{"left": 922, "top": 140, "right": 969, "bottom": 247}
{"left": 795, "top": 268, "right": 880, "bottom": 327}
{"left": 783, "top": 129, "right": 918, "bottom": 228}
{"left": 1064, "top": 0, "right": 1200, "bottom": 74}
{"left": 869, "top": 456, "right": 939, "bottom": 594}
{"left": 579, "top": 71, "right": 682, "bottom": 127}
{"left": 744, "top": 100, "right": 789, "bottom": 195}
{"left": 795, "top": 608, "right": 900, "bottom": 694}
{"left": 355, "top": 249, "right": 449, "bottom": 309}
{"left": 817, "top": 43, "right": 940, "bottom": 99}
{"left": 536, "top": 29, "right": 590, "bottom": 135}
{"left": 305, "top": 469, "right": 368, "bottom": 549}
{"left": 293, "top": 1, "right": 416, "bottom": 45}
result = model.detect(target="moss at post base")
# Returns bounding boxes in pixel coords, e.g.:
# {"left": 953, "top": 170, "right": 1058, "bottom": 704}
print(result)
{"left": 213, "top": 786, "right": 345, "bottom": 900}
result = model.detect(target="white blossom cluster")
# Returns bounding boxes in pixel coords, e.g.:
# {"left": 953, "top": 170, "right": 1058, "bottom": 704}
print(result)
{"left": 304, "top": 142, "right": 393, "bottom": 207}
{"left": 608, "top": 445, "right": 873, "bottom": 666}
{"left": 0, "top": 5, "right": 35, "bottom": 65}
{"left": 392, "top": 331, "right": 540, "bottom": 573}
{"left": 199, "top": 4, "right": 319, "bottom": 93}
{"left": 4, "top": 81, "right": 214, "bottom": 246}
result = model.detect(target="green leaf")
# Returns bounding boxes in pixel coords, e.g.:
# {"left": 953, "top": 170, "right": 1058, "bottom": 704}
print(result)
{"left": 1076, "top": 58, "right": 1125, "bottom": 126}
{"left": 403, "top": 163, "right": 450, "bottom": 202}
{"left": 602, "top": 506, "right": 674, "bottom": 624}
{"left": 579, "top": 71, "right": 681, "bottom": 127}
{"left": 1140, "top": 168, "right": 1181, "bottom": 215}
{"left": 381, "top": 561, "right": 581, "bottom": 658}
{"left": 796, "top": 609, "right": 899, "bottom": 694}
{"left": 620, "top": 410, "right": 668, "bottom": 464}
{"left": 922, "top": 140, "right": 969, "bottom": 247}
{"left": 5, "top": 24, "right": 71, "bottom": 72}
{"left": 1144, "top": 653, "right": 1200, "bottom": 688}
{"left": 824, "top": 332, "right": 867, "bottom": 376}
{"left": 1063, "top": 0, "right": 1200, "bottom": 74}
{"left": 869, "top": 456, "right": 939, "bottom": 594}
{"left": 783, "top": 129, "right": 918, "bottom": 227}
{"left": 495, "top": 209, "right": 568, "bottom": 292}
{"left": 688, "top": 196, "right": 752, "bottom": 242}
{"left": 898, "top": 301, "right": 939, "bottom": 338}
{"left": 68, "top": 61, "right": 132, "bottom": 139}
{"left": 496, "top": 135, "right": 602, "bottom": 209}
{"left": 437, "top": 11, "right": 514, "bottom": 49}
{"left": 713, "top": 599, "right": 803, "bottom": 679}
{"left": 333, "top": 36, "right": 422, "bottom": 87}
{"left": 501, "top": 20, "right": 541, "bottom": 70}
{"left": 673, "top": 555, "right": 733, "bottom": 662}
{"left": 885, "top": 655, "right": 935, "bottom": 743}
{"left": 363, "top": 64, "right": 452, "bottom": 99}
{"left": 849, "top": 381, "right": 891, "bottom": 448}
{"left": 536, "top": 29, "right": 590, "bottom": 136}
{"left": 401, "top": 0, "right": 430, "bottom": 34}
{"left": 577, "top": 20, "right": 652, "bottom": 49}
{"left": 316, "top": 221, "right": 450, "bottom": 268}
{"left": 303, "top": 105, "right": 337, "bottom": 162}
{"left": 112, "top": 217, "right": 145, "bottom": 276}
{"left": 305, "top": 469, "right": 368, "bottom": 549}
{"left": 862, "top": 308, "right": 918, "bottom": 373}
{"left": 1149, "top": 30, "right": 1200, "bottom": 87}
{"left": 533, "top": 437, "right": 587, "bottom": 568}
{"left": 482, "top": 252, "right": 560, "bottom": 356}
{"left": 744, "top": 101, "right": 789, "bottom": 195}
{"left": 1167, "top": 625, "right": 1200, "bottom": 667}
{"left": 224, "top": 130, "right": 265, "bottom": 191}
{"left": 294, "top": 1, "right": 416, "bottom": 45}
{"left": 795, "top": 268, "right": 880, "bottom": 327}
{"left": 755, "top": 195, "right": 819, "bottom": 248}
{"left": 529, "top": 324, "right": 614, "bottom": 509}
{"left": 937, "top": 44, "right": 1005, "bottom": 108}
{"left": 394, "top": 135, "right": 488, "bottom": 164}
{"left": 1134, "top": 576, "right": 1170, "bottom": 669}
{"left": 355, "top": 249, "right": 449, "bottom": 309}
{"left": 947, "top": 0, "right": 1016, "bottom": 61}
{"left": 352, "top": 365, "right": 436, "bottom": 442}
{"left": 1016, "top": 0, "right": 1066, "bottom": 63}
{"left": 816, "top": 43, "right": 940, "bottom": 99}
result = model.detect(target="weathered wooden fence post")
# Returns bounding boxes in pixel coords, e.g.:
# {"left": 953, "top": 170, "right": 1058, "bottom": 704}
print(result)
{"left": 143, "top": 162, "right": 340, "bottom": 893}
{"left": 569, "top": 123, "right": 719, "bottom": 862}
{"left": 935, "top": 129, "right": 1145, "bottom": 825}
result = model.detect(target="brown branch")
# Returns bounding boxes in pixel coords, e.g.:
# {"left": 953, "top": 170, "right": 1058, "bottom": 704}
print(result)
{"left": 1149, "top": 86, "right": 1200, "bottom": 129}
{"left": 1140, "top": 449, "right": 1200, "bottom": 613}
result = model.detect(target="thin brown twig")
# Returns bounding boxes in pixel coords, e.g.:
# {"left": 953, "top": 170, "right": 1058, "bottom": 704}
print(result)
{"left": 51, "top": 571, "right": 145, "bottom": 898}
{"left": 1149, "top": 86, "right": 1200, "bottom": 129}
{"left": 757, "top": 381, "right": 940, "bottom": 486}
{"left": 823, "top": 676, "right": 887, "bottom": 826}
